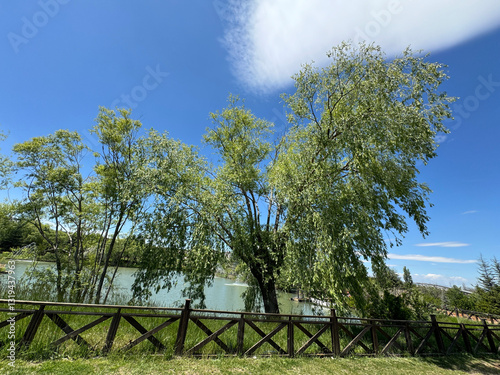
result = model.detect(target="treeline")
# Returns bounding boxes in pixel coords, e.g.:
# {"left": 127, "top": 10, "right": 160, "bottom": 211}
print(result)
{"left": 460, "top": 256, "right": 500, "bottom": 315}
{"left": 363, "top": 260, "right": 500, "bottom": 320}
{"left": 0, "top": 207, "right": 142, "bottom": 267}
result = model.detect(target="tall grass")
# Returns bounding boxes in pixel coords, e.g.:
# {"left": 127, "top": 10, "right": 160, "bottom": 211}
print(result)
{"left": 1, "top": 282, "right": 496, "bottom": 361}
{"left": 0, "top": 300, "right": 383, "bottom": 360}
{"left": 4, "top": 300, "right": 484, "bottom": 361}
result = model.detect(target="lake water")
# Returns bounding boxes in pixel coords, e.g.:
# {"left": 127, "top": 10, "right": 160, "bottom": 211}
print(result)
{"left": 2, "top": 260, "right": 323, "bottom": 315}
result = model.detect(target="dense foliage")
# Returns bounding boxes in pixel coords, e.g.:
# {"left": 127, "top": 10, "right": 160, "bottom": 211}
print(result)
{"left": 363, "top": 258, "right": 500, "bottom": 320}
{"left": 133, "top": 42, "right": 454, "bottom": 313}
{"left": 471, "top": 257, "right": 500, "bottom": 315}
{"left": 439, "top": 257, "right": 500, "bottom": 316}
{"left": 1, "top": 43, "right": 461, "bottom": 314}
{"left": 5, "top": 109, "right": 175, "bottom": 303}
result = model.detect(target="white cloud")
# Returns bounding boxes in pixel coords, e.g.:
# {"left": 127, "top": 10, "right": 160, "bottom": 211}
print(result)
{"left": 223, "top": 0, "right": 500, "bottom": 92}
{"left": 388, "top": 253, "right": 476, "bottom": 264}
{"left": 414, "top": 273, "right": 469, "bottom": 285}
{"left": 447, "top": 276, "right": 469, "bottom": 284}
{"left": 421, "top": 273, "right": 443, "bottom": 280}
{"left": 414, "top": 242, "right": 469, "bottom": 248}
{"left": 461, "top": 210, "right": 478, "bottom": 215}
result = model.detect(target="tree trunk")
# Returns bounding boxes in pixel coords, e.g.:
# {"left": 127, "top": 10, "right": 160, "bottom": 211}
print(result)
{"left": 260, "top": 277, "right": 280, "bottom": 314}
{"left": 251, "top": 266, "right": 280, "bottom": 314}
{"left": 94, "top": 210, "right": 125, "bottom": 304}
{"left": 55, "top": 258, "right": 64, "bottom": 302}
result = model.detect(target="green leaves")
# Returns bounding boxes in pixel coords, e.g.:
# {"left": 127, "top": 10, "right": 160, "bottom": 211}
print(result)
{"left": 7, "top": 42, "right": 455, "bottom": 313}
{"left": 205, "top": 95, "right": 273, "bottom": 191}
{"left": 136, "top": 44, "right": 454, "bottom": 313}
{"left": 10, "top": 107, "right": 189, "bottom": 303}
{"left": 272, "top": 42, "right": 455, "bottom": 309}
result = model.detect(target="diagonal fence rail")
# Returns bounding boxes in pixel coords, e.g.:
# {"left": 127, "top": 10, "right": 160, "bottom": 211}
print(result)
{"left": 438, "top": 306, "right": 500, "bottom": 325}
{"left": 1, "top": 299, "right": 499, "bottom": 357}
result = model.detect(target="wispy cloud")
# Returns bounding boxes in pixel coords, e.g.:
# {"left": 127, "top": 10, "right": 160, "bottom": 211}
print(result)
{"left": 461, "top": 210, "right": 478, "bottom": 215}
{"left": 414, "top": 242, "right": 469, "bottom": 248}
{"left": 388, "top": 253, "right": 476, "bottom": 264}
{"left": 223, "top": 0, "right": 500, "bottom": 92}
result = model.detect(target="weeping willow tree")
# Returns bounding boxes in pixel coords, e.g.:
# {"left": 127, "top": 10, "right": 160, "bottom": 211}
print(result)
{"left": 133, "top": 42, "right": 454, "bottom": 313}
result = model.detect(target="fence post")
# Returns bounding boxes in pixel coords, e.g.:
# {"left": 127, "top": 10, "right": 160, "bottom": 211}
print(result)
{"left": 287, "top": 315, "right": 294, "bottom": 357}
{"left": 482, "top": 319, "right": 496, "bottom": 353}
{"left": 370, "top": 320, "right": 379, "bottom": 355}
{"left": 103, "top": 308, "right": 121, "bottom": 353}
{"left": 404, "top": 322, "right": 414, "bottom": 355}
{"left": 19, "top": 304, "right": 45, "bottom": 349}
{"left": 460, "top": 323, "right": 472, "bottom": 353}
{"left": 330, "top": 309, "right": 340, "bottom": 356}
{"left": 430, "top": 315, "right": 445, "bottom": 354}
{"left": 236, "top": 313, "right": 245, "bottom": 355}
{"left": 174, "top": 299, "right": 191, "bottom": 355}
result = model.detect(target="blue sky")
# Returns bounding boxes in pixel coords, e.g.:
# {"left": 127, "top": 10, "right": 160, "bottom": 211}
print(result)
{"left": 1, "top": 0, "right": 499, "bottom": 288}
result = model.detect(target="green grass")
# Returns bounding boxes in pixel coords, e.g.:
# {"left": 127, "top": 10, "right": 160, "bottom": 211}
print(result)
{"left": 2, "top": 303, "right": 499, "bottom": 374}
{"left": 2, "top": 302, "right": 353, "bottom": 358}
{"left": 1, "top": 354, "right": 499, "bottom": 375}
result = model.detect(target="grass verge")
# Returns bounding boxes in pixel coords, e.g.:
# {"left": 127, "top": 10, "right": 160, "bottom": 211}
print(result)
{"left": 1, "top": 354, "right": 499, "bottom": 375}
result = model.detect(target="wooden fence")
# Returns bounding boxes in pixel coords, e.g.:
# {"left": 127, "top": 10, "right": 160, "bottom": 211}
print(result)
{"left": 440, "top": 306, "right": 500, "bottom": 325}
{"left": 1, "top": 299, "right": 499, "bottom": 357}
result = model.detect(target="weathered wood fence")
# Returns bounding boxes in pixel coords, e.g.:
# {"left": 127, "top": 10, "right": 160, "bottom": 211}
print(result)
{"left": 439, "top": 306, "right": 500, "bottom": 325}
{"left": 1, "top": 299, "right": 499, "bottom": 357}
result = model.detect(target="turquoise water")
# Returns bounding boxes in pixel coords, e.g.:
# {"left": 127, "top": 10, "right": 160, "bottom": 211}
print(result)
{"left": 2, "top": 260, "right": 323, "bottom": 315}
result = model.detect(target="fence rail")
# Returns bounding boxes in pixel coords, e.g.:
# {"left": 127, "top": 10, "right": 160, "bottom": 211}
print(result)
{"left": 439, "top": 306, "right": 500, "bottom": 325}
{"left": 1, "top": 299, "right": 499, "bottom": 357}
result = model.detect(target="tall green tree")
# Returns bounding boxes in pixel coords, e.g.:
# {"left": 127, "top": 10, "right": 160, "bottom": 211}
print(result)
{"left": 403, "top": 266, "right": 413, "bottom": 287}
{"left": 475, "top": 256, "right": 500, "bottom": 315}
{"left": 11, "top": 108, "right": 174, "bottom": 303}
{"left": 13, "top": 130, "right": 90, "bottom": 301}
{"left": 132, "top": 130, "right": 223, "bottom": 307}
{"left": 477, "top": 255, "right": 495, "bottom": 291}
{"left": 134, "top": 42, "right": 454, "bottom": 313}
{"left": 84, "top": 108, "right": 177, "bottom": 303}
{"left": 89, "top": 108, "right": 148, "bottom": 303}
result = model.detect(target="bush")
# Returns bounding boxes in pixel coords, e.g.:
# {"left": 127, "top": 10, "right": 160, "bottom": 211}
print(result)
{"left": 444, "top": 286, "right": 476, "bottom": 311}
